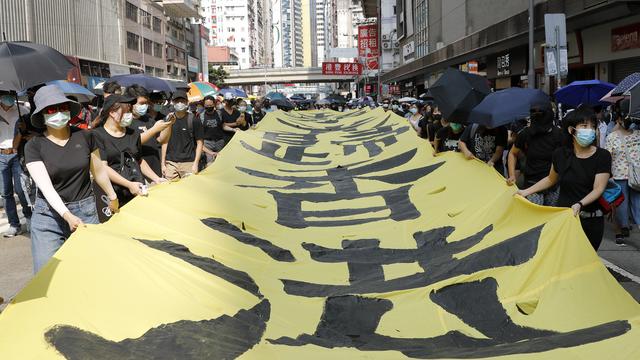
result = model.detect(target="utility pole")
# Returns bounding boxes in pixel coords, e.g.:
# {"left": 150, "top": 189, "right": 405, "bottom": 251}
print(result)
{"left": 527, "top": 0, "right": 535, "bottom": 89}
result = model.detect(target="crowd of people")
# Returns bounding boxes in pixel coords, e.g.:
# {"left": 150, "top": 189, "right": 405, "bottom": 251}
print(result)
{"left": 387, "top": 96, "right": 639, "bottom": 251}
{"left": 0, "top": 82, "right": 270, "bottom": 273}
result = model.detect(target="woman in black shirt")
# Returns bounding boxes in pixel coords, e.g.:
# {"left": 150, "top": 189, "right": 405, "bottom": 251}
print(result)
{"left": 94, "top": 94, "right": 165, "bottom": 205}
{"left": 518, "top": 107, "right": 611, "bottom": 250}
{"left": 25, "top": 85, "right": 119, "bottom": 273}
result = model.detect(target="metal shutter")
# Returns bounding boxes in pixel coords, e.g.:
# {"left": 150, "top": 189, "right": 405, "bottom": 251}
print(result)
{"left": 612, "top": 58, "right": 640, "bottom": 83}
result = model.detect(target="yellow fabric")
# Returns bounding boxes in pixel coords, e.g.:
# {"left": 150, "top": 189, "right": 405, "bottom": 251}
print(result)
{"left": 0, "top": 108, "right": 639, "bottom": 359}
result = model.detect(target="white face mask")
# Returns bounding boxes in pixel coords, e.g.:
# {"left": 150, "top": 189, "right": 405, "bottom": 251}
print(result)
{"left": 133, "top": 104, "right": 148, "bottom": 116}
{"left": 174, "top": 102, "right": 188, "bottom": 112}
{"left": 44, "top": 111, "right": 71, "bottom": 129}
{"left": 216, "top": 103, "right": 224, "bottom": 110}
{"left": 120, "top": 112, "right": 134, "bottom": 127}
{"left": 238, "top": 106, "right": 247, "bottom": 113}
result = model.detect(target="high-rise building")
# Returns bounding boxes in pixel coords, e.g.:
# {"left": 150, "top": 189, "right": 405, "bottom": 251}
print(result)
{"left": 199, "top": 0, "right": 272, "bottom": 69}
{"left": 273, "top": 0, "right": 304, "bottom": 68}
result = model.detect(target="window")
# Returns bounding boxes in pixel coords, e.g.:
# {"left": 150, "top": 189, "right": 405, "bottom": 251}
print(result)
{"left": 241, "top": 47, "right": 245, "bottom": 53}
{"left": 140, "top": 9, "right": 151, "bottom": 28}
{"left": 144, "top": 38, "right": 153, "bottom": 55}
{"left": 415, "top": 0, "right": 429, "bottom": 57}
{"left": 154, "top": 42, "right": 163, "bottom": 58}
{"left": 153, "top": 17, "right": 162, "bottom": 33}
{"left": 126, "top": 32, "right": 140, "bottom": 51}
{"left": 145, "top": 66, "right": 154, "bottom": 74}
{"left": 126, "top": 2, "right": 138, "bottom": 22}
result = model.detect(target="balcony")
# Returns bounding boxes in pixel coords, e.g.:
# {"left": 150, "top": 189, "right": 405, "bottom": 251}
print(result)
{"left": 161, "top": 0, "right": 200, "bottom": 18}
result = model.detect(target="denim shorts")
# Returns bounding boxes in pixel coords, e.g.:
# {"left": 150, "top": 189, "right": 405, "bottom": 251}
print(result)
{"left": 30, "top": 196, "right": 99, "bottom": 273}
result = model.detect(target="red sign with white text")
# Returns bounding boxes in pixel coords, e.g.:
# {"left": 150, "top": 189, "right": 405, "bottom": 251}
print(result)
{"left": 612, "top": 23, "right": 640, "bottom": 52}
{"left": 358, "top": 23, "right": 379, "bottom": 70}
{"left": 322, "top": 62, "right": 363, "bottom": 75}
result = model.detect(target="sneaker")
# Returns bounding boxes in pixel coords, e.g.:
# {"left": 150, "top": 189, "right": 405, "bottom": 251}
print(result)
{"left": 622, "top": 227, "right": 630, "bottom": 238}
{"left": 615, "top": 234, "right": 626, "bottom": 246}
{"left": 2, "top": 226, "right": 23, "bottom": 238}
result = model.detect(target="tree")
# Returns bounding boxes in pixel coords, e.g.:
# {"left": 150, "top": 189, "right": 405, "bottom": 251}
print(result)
{"left": 208, "top": 65, "right": 229, "bottom": 87}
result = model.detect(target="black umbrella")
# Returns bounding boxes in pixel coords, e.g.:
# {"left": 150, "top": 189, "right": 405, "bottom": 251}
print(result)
{"left": 326, "top": 93, "right": 347, "bottom": 105}
{"left": 0, "top": 41, "right": 74, "bottom": 91}
{"left": 630, "top": 83, "right": 640, "bottom": 120}
{"left": 430, "top": 68, "right": 491, "bottom": 123}
{"left": 270, "top": 98, "right": 295, "bottom": 110}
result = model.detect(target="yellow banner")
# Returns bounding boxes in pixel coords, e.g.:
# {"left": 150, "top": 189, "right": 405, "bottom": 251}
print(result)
{"left": 0, "top": 108, "right": 639, "bottom": 359}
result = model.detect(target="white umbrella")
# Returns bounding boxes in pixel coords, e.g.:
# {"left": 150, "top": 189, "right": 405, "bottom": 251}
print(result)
{"left": 398, "top": 97, "right": 417, "bottom": 103}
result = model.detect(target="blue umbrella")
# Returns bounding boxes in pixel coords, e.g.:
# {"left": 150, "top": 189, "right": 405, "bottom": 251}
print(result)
{"left": 611, "top": 72, "right": 640, "bottom": 96}
{"left": 265, "top": 91, "right": 287, "bottom": 100}
{"left": 46, "top": 80, "right": 95, "bottom": 103}
{"left": 469, "top": 88, "right": 550, "bottom": 128}
{"left": 110, "top": 74, "right": 174, "bottom": 93}
{"left": 220, "top": 88, "right": 248, "bottom": 98}
{"left": 554, "top": 80, "right": 615, "bottom": 107}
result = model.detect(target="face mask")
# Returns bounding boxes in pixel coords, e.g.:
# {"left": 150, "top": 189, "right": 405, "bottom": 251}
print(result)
{"left": 238, "top": 106, "right": 246, "bottom": 113}
{"left": 216, "top": 104, "right": 224, "bottom": 110}
{"left": 391, "top": 105, "right": 398, "bottom": 110}
{"left": 134, "top": 104, "right": 148, "bottom": 116}
{"left": 173, "top": 102, "right": 188, "bottom": 112}
{"left": 574, "top": 128, "right": 596, "bottom": 147}
{"left": 450, "top": 123, "right": 462, "bottom": 132}
{"left": 44, "top": 111, "right": 71, "bottom": 129}
{"left": 433, "top": 114, "right": 442, "bottom": 121}
{"left": 153, "top": 104, "right": 163, "bottom": 112}
{"left": 197, "top": 105, "right": 204, "bottom": 112}
{"left": 205, "top": 106, "right": 215, "bottom": 113}
{"left": 410, "top": 108, "right": 418, "bottom": 114}
{"left": 120, "top": 112, "right": 134, "bottom": 127}
{"left": 0, "top": 95, "right": 14, "bottom": 107}
{"left": 338, "top": 107, "right": 343, "bottom": 112}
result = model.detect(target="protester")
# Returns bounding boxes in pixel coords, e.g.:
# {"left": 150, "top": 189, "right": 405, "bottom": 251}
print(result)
{"left": 434, "top": 120, "right": 465, "bottom": 153}
{"left": 0, "top": 91, "right": 32, "bottom": 236}
{"left": 220, "top": 93, "right": 242, "bottom": 143}
{"left": 126, "top": 85, "right": 173, "bottom": 178}
{"left": 507, "top": 107, "right": 563, "bottom": 205}
{"left": 67, "top": 96, "right": 92, "bottom": 130}
{"left": 200, "top": 95, "right": 226, "bottom": 163}
{"left": 382, "top": 99, "right": 390, "bottom": 112}
{"left": 605, "top": 99, "right": 640, "bottom": 245}
{"left": 252, "top": 102, "right": 265, "bottom": 124}
{"left": 459, "top": 123, "right": 508, "bottom": 174}
{"left": 25, "top": 85, "right": 118, "bottom": 273}
{"left": 407, "top": 104, "right": 423, "bottom": 136}
{"left": 236, "top": 99, "right": 253, "bottom": 130}
{"left": 160, "top": 91, "right": 205, "bottom": 180}
{"left": 425, "top": 107, "right": 444, "bottom": 147}
{"left": 518, "top": 106, "right": 611, "bottom": 250}
{"left": 91, "top": 81, "right": 121, "bottom": 128}
{"left": 94, "top": 94, "right": 165, "bottom": 205}
{"left": 391, "top": 100, "right": 404, "bottom": 117}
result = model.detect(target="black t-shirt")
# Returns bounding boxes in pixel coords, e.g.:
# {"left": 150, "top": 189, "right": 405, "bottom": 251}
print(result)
{"left": 201, "top": 110, "right": 225, "bottom": 142}
{"left": 131, "top": 114, "right": 160, "bottom": 159}
{"left": 239, "top": 112, "right": 253, "bottom": 131}
{"left": 460, "top": 125, "right": 508, "bottom": 172}
{"left": 426, "top": 121, "right": 443, "bottom": 142}
{"left": 166, "top": 113, "right": 205, "bottom": 163}
{"left": 515, "top": 126, "right": 564, "bottom": 185}
{"left": 220, "top": 108, "right": 241, "bottom": 142}
{"left": 552, "top": 147, "right": 612, "bottom": 212}
{"left": 253, "top": 111, "right": 265, "bottom": 124}
{"left": 436, "top": 126, "right": 464, "bottom": 152}
{"left": 94, "top": 127, "right": 142, "bottom": 171}
{"left": 25, "top": 129, "right": 97, "bottom": 203}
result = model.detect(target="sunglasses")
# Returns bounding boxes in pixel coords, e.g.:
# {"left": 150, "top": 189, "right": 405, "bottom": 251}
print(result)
{"left": 44, "top": 103, "right": 70, "bottom": 115}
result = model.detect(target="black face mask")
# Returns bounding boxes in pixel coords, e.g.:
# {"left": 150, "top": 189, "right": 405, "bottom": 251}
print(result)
{"left": 433, "top": 114, "right": 442, "bottom": 121}
{"left": 205, "top": 107, "right": 215, "bottom": 113}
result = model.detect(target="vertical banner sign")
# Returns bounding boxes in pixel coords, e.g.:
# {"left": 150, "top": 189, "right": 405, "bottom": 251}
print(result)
{"left": 358, "top": 23, "right": 379, "bottom": 70}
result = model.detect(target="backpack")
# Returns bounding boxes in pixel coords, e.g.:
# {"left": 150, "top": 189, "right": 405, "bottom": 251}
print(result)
{"left": 187, "top": 113, "right": 208, "bottom": 171}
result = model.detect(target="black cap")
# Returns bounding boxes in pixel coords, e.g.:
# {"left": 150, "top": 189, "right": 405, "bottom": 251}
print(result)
{"left": 99, "top": 94, "right": 136, "bottom": 118}
{"left": 172, "top": 90, "right": 188, "bottom": 101}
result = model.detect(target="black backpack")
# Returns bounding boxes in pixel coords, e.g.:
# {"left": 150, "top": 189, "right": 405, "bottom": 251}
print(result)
{"left": 103, "top": 132, "right": 144, "bottom": 204}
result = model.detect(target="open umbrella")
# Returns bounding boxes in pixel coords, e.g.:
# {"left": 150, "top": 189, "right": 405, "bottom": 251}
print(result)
{"left": 430, "top": 68, "right": 491, "bottom": 123}
{"left": 289, "top": 94, "right": 306, "bottom": 101}
{"left": 187, "top": 81, "right": 218, "bottom": 102}
{"left": 554, "top": 80, "right": 615, "bottom": 107}
{"left": 469, "top": 88, "right": 550, "bottom": 128}
{"left": 265, "top": 91, "right": 287, "bottom": 100}
{"left": 326, "top": 93, "right": 347, "bottom": 104}
{"left": 110, "top": 74, "right": 174, "bottom": 93}
{"left": 419, "top": 91, "right": 434, "bottom": 100}
{"left": 611, "top": 73, "right": 640, "bottom": 96}
{"left": 220, "top": 88, "right": 248, "bottom": 98}
{"left": 0, "top": 41, "right": 74, "bottom": 92}
{"left": 270, "top": 98, "right": 295, "bottom": 110}
{"left": 398, "top": 97, "right": 417, "bottom": 103}
{"left": 600, "top": 89, "right": 626, "bottom": 104}
{"left": 47, "top": 80, "right": 96, "bottom": 103}
{"left": 629, "top": 83, "right": 640, "bottom": 120}
{"left": 315, "top": 98, "right": 331, "bottom": 105}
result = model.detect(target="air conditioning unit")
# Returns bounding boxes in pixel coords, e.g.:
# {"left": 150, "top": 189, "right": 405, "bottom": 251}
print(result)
{"left": 393, "top": 41, "right": 400, "bottom": 48}
{"left": 382, "top": 34, "right": 389, "bottom": 41}
{"left": 382, "top": 42, "right": 391, "bottom": 50}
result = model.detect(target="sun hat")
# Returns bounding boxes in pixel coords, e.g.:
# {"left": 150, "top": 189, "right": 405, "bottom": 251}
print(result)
{"left": 31, "top": 85, "right": 81, "bottom": 129}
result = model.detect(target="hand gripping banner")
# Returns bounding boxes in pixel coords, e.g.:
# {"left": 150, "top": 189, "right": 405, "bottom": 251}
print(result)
{"left": 0, "top": 108, "right": 639, "bottom": 359}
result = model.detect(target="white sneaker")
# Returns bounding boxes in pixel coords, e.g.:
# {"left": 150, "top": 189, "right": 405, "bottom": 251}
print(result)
{"left": 2, "top": 226, "right": 23, "bottom": 237}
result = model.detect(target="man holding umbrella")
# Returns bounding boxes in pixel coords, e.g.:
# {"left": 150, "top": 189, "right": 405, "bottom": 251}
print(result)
{"left": 0, "top": 91, "right": 32, "bottom": 236}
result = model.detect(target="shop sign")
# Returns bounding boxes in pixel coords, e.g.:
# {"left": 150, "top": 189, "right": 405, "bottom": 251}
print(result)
{"left": 612, "top": 23, "right": 640, "bottom": 52}
{"left": 358, "top": 24, "right": 379, "bottom": 70}
{"left": 322, "top": 62, "right": 363, "bottom": 75}
{"left": 497, "top": 54, "right": 510, "bottom": 77}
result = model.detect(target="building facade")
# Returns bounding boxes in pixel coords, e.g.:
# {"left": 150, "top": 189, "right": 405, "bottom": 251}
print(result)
{"left": 124, "top": 0, "right": 166, "bottom": 77}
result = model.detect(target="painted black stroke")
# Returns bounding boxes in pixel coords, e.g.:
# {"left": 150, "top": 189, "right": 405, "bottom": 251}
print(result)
{"left": 281, "top": 225, "right": 541, "bottom": 296}
{"left": 201, "top": 218, "right": 295, "bottom": 262}
{"left": 138, "top": 239, "right": 263, "bottom": 299}
{"left": 269, "top": 280, "right": 630, "bottom": 358}
{"left": 46, "top": 300, "right": 271, "bottom": 360}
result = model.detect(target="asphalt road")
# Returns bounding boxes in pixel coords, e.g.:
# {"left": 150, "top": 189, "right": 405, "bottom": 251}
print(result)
{"left": 1, "top": 214, "right": 639, "bottom": 311}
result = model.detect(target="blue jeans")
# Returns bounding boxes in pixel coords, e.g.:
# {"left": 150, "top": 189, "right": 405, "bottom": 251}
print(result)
{"left": 0, "top": 153, "right": 32, "bottom": 228}
{"left": 31, "top": 196, "right": 99, "bottom": 273}
{"left": 614, "top": 179, "right": 640, "bottom": 228}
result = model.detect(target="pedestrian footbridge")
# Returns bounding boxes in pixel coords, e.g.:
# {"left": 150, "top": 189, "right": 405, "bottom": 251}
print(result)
{"left": 225, "top": 67, "right": 357, "bottom": 86}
